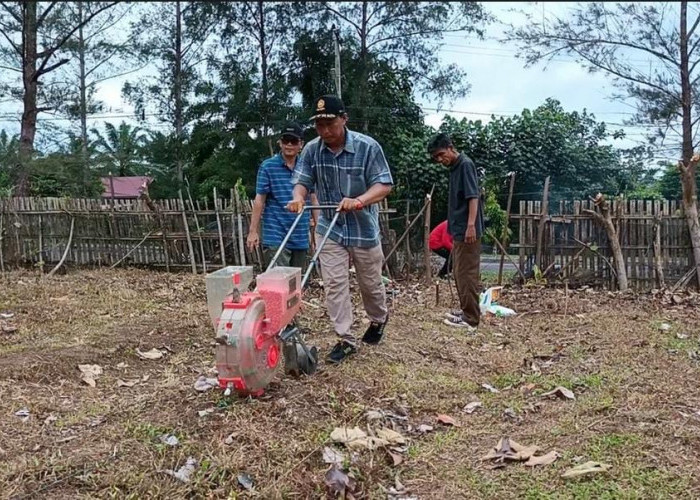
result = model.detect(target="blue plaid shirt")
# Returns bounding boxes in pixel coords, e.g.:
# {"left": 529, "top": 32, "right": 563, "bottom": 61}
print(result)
{"left": 292, "top": 129, "right": 394, "bottom": 248}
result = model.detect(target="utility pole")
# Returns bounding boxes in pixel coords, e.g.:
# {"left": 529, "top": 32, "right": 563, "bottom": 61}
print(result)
{"left": 332, "top": 25, "right": 341, "bottom": 98}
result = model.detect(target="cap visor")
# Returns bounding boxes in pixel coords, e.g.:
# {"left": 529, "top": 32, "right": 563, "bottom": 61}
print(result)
{"left": 310, "top": 113, "right": 339, "bottom": 121}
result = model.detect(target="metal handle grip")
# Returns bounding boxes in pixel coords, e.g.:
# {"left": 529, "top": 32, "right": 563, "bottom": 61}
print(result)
{"left": 265, "top": 203, "right": 359, "bottom": 271}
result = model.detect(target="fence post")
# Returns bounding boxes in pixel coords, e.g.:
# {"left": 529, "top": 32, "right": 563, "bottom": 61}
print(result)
{"left": 423, "top": 192, "right": 432, "bottom": 285}
{"left": 178, "top": 189, "right": 197, "bottom": 274}
{"left": 498, "top": 172, "right": 516, "bottom": 285}
{"left": 535, "top": 176, "right": 551, "bottom": 270}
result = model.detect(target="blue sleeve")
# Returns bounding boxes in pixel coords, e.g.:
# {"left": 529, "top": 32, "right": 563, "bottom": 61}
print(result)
{"left": 256, "top": 163, "right": 271, "bottom": 195}
{"left": 292, "top": 144, "right": 316, "bottom": 191}
{"left": 366, "top": 143, "right": 394, "bottom": 186}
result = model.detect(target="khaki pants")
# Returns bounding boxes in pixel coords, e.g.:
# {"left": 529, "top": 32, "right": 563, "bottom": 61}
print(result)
{"left": 317, "top": 234, "right": 388, "bottom": 345}
{"left": 453, "top": 239, "right": 481, "bottom": 327}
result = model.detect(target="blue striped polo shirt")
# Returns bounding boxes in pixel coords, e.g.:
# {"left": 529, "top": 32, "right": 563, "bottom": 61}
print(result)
{"left": 256, "top": 153, "right": 310, "bottom": 250}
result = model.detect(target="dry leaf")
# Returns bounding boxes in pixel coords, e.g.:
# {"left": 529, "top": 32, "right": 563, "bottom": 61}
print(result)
{"left": 365, "top": 410, "right": 384, "bottom": 421}
{"left": 541, "top": 386, "right": 576, "bottom": 400}
{"left": 198, "top": 408, "right": 215, "bottom": 417}
{"left": 376, "top": 428, "right": 406, "bottom": 445}
{"left": 481, "top": 383, "right": 499, "bottom": 393}
{"left": 325, "top": 466, "right": 356, "bottom": 497}
{"left": 562, "top": 461, "right": 612, "bottom": 478}
{"left": 331, "top": 426, "right": 367, "bottom": 446}
{"left": 162, "top": 457, "right": 197, "bottom": 483}
{"left": 436, "top": 414, "right": 460, "bottom": 427}
{"left": 117, "top": 379, "right": 138, "bottom": 388}
{"left": 522, "top": 383, "right": 537, "bottom": 395}
{"left": 417, "top": 424, "right": 434, "bottom": 433}
{"left": 78, "top": 364, "right": 103, "bottom": 387}
{"left": 0, "top": 312, "right": 14, "bottom": 319}
{"left": 237, "top": 473, "right": 254, "bottom": 490}
{"left": 525, "top": 450, "right": 560, "bottom": 467}
{"left": 322, "top": 446, "right": 345, "bottom": 465}
{"left": 463, "top": 401, "right": 482, "bottom": 414}
{"left": 224, "top": 433, "right": 236, "bottom": 445}
{"left": 482, "top": 437, "right": 540, "bottom": 462}
{"left": 387, "top": 449, "right": 404, "bottom": 466}
{"left": 136, "top": 348, "right": 164, "bottom": 360}
{"left": 43, "top": 415, "right": 57, "bottom": 426}
{"left": 159, "top": 434, "right": 179, "bottom": 446}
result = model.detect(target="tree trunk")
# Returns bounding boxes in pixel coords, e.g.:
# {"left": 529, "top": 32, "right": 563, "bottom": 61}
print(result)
{"left": 174, "top": 0, "right": 184, "bottom": 184}
{"left": 258, "top": 0, "right": 268, "bottom": 139}
{"left": 17, "top": 1, "right": 39, "bottom": 196}
{"left": 78, "top": 0, "right": 89, "bottom": 191}
{"left": 584, "top": 194, "right": 628, "bottom": 291}
{"left": 678, "top": 0, "right": 700, "bottom": 289}
{"left": 359, "top": 1, "right": 369, "bottom": 134}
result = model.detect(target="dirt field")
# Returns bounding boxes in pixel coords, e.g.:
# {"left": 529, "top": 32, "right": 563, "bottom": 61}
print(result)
{"left": 2, "top": 268, "right": 700, "bottom": 499}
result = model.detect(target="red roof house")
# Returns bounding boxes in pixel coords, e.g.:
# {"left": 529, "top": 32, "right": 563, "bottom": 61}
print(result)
{"left": 100, "top": 176, "right": 153, "bottom": 199}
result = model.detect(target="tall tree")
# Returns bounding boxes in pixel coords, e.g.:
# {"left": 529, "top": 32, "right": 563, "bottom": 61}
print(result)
{"left": 0, "top": 1, "right": 118, "bottom": 194}
{"left": 213, "top": 2, "right": 309, "bottom": 141}
{"left": 122, "top": 1, "right": 217, "bottom": 185}
{"left": 312, "top": 1, "right": 489, "bottom": 132}
{"left": 59, "top": 1, "right": 135, "bottom": 183}
{"left": 508, "top": 1, "right": 700, "bottom": 286}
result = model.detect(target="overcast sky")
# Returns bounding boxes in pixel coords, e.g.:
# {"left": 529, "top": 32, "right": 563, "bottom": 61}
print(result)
{"left": 0, "top": 2, "right": 671, "bottom": 158}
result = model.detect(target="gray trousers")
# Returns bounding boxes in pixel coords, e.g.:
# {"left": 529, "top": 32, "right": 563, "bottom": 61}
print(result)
{"left": 263, "top": 247, "right": 308, "bottom": 272}
{"left": 317, "top": 234, "right": 388, "bottom": 345}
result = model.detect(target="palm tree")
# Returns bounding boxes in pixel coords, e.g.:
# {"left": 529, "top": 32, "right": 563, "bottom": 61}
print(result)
{"left": 91, "top": 121, "right": 149, "bottom": 176}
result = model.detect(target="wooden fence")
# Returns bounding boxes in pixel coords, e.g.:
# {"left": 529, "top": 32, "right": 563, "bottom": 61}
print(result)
{"left": 0, "top": 194, "right": 411, "bottom": 274}
{"left": 512, "top": 199, "right": 692, "bottom": 289}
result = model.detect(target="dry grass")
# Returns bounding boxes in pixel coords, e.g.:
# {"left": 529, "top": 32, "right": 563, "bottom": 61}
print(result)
{"left": 1, "top": 269, "right": 700, "bottom": 499}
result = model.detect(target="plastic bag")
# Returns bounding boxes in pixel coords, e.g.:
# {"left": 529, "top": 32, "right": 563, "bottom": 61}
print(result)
{"left": 479, "top": 287, "right": 516, "bottom": 317}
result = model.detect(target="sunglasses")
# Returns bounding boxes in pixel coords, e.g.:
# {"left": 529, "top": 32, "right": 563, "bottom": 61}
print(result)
{"left": 280, "top": 136, "right": 301, "bottom": 145}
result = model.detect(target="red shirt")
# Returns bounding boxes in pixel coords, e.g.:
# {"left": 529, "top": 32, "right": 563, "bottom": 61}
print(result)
{"left": 429, "top": 220, "right": 453, "bottom": 252}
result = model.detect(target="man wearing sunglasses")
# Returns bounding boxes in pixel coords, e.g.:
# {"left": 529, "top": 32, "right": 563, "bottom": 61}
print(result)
{"left": 247, "top": 121, "right": 319, "bottom": 270}
{"left": 287, "top": 95, "right": 393, "bottom": 364}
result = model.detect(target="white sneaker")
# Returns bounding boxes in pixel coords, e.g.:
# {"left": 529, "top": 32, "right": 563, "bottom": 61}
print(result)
{"left": 443, "top": 316, "right": 477, "bottom": 332}
{"left": 444, "top": 310, "right": 463, "bottom": 322}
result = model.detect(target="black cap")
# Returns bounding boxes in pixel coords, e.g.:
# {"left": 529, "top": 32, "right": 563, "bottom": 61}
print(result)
{"left": 280, "top": 121, "right": 303, "bottom": 139}
{"left": 310, "top": 94, "right": 346, "bottom": 120}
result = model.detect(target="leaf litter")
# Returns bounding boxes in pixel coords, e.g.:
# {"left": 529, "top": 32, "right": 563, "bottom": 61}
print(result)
{"left": 562, "top": 461, "right": 612, "bottom": 478}
{"left": 482, "top": 437, "right": 559, "bottom": 468}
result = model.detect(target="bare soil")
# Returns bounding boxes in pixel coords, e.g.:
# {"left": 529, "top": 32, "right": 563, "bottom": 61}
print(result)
{"left": 1, "top": 269, "right": 700, "bottom": 499}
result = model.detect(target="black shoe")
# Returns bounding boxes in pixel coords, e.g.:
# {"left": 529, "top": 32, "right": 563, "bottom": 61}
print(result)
{"left": 362, "top": 317, "right": 388, "bottom": 345}
{"left": 326, "top": 341, "right": 357, "bottom": 364}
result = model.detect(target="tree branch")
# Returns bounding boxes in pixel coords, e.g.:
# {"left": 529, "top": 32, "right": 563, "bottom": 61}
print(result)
{"left": 323, "top": 4, "right": 360, "bottom": 31}
{"left": 36, "top": 1, "right": 59, "bottom": 27}
{"left": 35, "top": 58, "right": 69, "bottom": 79}
{"left": 565, "top": 43, "right": 681, "bottom": 102}
{"left": 367, "top": 28, "right": 464, "bottom": 50}
{"left": 36, "top": 2, "right": 118, "bottom": 77}
{"left": 526, "top": 31, "right": 680, "bottom": 67}
{"left": 0, "top": 25, "right": 21, "bottom": 56}
{"left": 0, "top": 1, "right": 22, "bottom": 24}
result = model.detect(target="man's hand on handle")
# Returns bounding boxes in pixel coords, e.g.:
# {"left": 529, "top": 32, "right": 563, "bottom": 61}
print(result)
{"left": 286, "top": 196, "right": 305, "bottom": 213}
{"left": 337, "top": 197, "right": 363, "bottom": 212}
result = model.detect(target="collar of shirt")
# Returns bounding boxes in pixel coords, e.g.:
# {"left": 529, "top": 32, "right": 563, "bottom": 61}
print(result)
{"left": 274, "top": 152, "right": 297, "bottom": 170}
{"left": 319, "top": 127, "right": 356, "bottom": 155}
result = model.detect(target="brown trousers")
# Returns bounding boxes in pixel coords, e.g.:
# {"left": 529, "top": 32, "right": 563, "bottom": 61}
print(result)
{"left": 453, "top": 239, "right": 481, "bottom": 327}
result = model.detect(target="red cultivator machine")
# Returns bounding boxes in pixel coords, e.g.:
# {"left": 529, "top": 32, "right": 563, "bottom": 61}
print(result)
{"left": 207, "top": 205, "right": 344, "bottom": 397}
